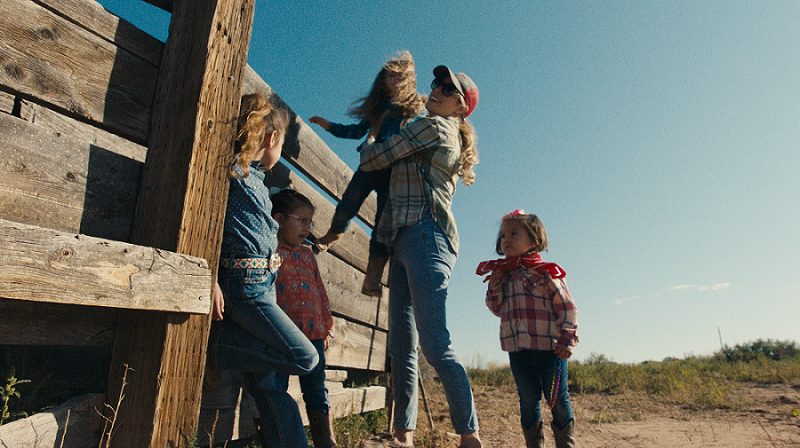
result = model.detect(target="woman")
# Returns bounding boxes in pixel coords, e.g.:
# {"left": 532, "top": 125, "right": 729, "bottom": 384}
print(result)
{"left": 359, "top": 65, "right": 482, "bottom": 448}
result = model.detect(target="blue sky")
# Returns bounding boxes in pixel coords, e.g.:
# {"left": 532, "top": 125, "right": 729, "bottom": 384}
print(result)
{"left": 98, "top": 1, "right": 799, "bottom": 365}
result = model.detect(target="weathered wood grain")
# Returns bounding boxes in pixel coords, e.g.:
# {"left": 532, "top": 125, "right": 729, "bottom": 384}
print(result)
{"left": 18, "top": 99, "right": 147, "bottom": 162}
{"left": 0, "top": 112, "right": 142, "bottom": 241}
{"left": 0, "top": 219, "right": 211, "bottom": 313}
{"left": 0, "top": 90, "right": 15, "bottom": 113}
{"left": 0, "top": 298, "right": 116, "bottom": 346}
{"left": 35, "top": 0, "right": 163, "bottom": 66}
{"left": 0, "top": 0, "right": 157, "bottom": 144}
{"left": 327, "top": 316, "right": 388, "bottom": 371}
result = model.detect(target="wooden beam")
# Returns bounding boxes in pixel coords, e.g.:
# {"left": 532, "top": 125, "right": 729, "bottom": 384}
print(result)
{"left": 105, "top": 0, "right": 257, "bottom": 446}
{"left": 0, "top": 219, "right": 211, "bottom": 313}
{"left": 0, "top": 393, "right": 105, "bottom": 448}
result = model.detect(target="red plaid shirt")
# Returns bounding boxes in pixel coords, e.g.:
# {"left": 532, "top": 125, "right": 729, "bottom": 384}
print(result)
{"left": 485, "top": 266, "right": 579, "bottom": 353}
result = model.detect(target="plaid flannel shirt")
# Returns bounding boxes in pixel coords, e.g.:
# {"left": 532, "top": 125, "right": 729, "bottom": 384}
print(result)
{"left": 485, "top": 267, "right": 579, "bottom": 353}
{"left": 358, "top": 116, "right": 461, "bottom": 253}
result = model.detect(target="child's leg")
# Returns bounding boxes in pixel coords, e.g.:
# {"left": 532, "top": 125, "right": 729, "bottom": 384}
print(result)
{"left": 360, "top": 168, "right": 391, "bottom": 296}
{"left": 545, "top": 359, "right": 574, "bottom": 429}
{"left": 508, "top": 350, "right": 546, "bottom": 428}
{"left": 247, "top": 371, "right": 311, "bottom": 448}
{"left": 300, "top": 339, "right": 337, "bottom": 448}
{"left": 211, "top": 267, "right": 318, "bottom": 375}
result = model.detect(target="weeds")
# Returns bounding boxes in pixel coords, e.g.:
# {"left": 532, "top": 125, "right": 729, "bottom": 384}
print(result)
{"left": 1, "top": 366, "right": 31, "bottom": 426}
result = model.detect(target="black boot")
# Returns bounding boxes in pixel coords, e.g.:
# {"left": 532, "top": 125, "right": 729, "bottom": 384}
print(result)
{"left": 307, "top": 409, "right": 338, "bottom": 448}
{"left": 551, "top": 420, "right": 576, "bottom": 448}
{"left": 522, "top": 420, "right": 544, "bottom": 448}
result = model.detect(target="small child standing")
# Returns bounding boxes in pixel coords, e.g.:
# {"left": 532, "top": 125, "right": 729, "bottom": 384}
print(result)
{"left": 476, "top": 210, "right": 579, "bottom": 448}
{"left": 309, "top": 50, "right": 426, "bottom": 297}
{"left": 271, "top": 189, "right": 337, "bottom": 448}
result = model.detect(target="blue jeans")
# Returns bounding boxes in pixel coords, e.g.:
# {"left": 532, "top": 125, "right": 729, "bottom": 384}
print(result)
{"left": 388, "top": 215, "right": 479, "bottom": 434}
{"left": 330, "top": 167, "right": 391, "bottom": 258}
{"left": 274, "top": 338, "right": 330, "bottom": 414}
{"left": 210, "top": 261, "right": 319, "bottom": 448}
{"left": 508, "top": 349, "right": 573, "bottom": 429}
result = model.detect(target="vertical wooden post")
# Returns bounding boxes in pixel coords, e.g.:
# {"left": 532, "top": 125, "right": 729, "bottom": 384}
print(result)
{"left": 105, "top": 0, "right": 256, "bottom": 446}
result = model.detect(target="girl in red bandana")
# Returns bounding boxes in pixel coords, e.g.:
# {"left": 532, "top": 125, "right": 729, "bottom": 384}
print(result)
{"left": 476, "top": 210, "right": 578, "bottom": 448}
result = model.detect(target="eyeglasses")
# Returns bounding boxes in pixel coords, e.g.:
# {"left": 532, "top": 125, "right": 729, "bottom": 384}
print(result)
{"left": 430, "top": 78, "right": 462, "bottom": 97}
{"left": 282, "top": 213, "right": 315, "bottom": 229}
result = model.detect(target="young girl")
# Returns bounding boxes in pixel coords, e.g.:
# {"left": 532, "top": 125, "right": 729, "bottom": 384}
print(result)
{"left": 476, "top": 210, "right": 579, "bottom": 448}
{"left": 270, "top": 189, "right": 337, "bottom": 448}
{"left": 358, "top": 65, "right": 482, "bottom": 448}
{"left": 309, "top": 50, "right": 426, "bottom": 298}
{"left": 209, "top": 92, "right": 319, "bottom": 448}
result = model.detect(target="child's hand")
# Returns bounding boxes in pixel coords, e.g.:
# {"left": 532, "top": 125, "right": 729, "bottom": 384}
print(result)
{"left": 212, "top": 281, "right": 225, "bottom": 321}
{"left": 554, "top": 345, "right": 573, "bottom": 360}
{"left": 324, "top": 334, "right": 333, "bottom": 351}
{"left": 488, "top": 271, "right": 504, "bottom": 290}
{"left": 309, "top": 116, "right": 331, "bottom": 131}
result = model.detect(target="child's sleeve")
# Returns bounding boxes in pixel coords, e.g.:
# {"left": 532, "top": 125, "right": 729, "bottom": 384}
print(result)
{"left": 484, "top": 271, "right": 506, "bottom": 317}
{"left": 327, "top": 119, "right": 370, "bottom": 140}
{"left": 550, "top": 278, "right": 579, "bottom": 349}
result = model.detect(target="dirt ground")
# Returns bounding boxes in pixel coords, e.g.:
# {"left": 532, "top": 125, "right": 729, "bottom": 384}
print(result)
{"left": 363, "top": 380, "right": 800, "bottom": 448}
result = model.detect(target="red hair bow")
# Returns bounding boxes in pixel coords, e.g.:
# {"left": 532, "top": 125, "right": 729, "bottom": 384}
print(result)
{"left": 502, "top": 209, "right": 525, "bottom": 221}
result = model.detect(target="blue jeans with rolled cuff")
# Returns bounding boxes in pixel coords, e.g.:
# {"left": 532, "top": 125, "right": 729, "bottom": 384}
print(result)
{"left": 210, "top": 258, "right": 318, "bottom": 448}
{"left": 508, "top": 349, "right": 574, "bottom": 430}
{"left": 387, "top": 214, "right": 479, "bottom": 435}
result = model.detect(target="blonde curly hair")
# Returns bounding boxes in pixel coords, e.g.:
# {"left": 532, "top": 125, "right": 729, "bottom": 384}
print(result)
{"left": 232, "top": 92, "right": 290, "bottom": 178}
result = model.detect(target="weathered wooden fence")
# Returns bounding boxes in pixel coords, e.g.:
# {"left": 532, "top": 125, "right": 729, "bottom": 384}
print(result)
{"left": 0, "top": 0, "right": 388, "bottom": 446}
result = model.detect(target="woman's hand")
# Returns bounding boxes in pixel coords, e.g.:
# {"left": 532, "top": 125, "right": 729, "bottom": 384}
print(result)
{"left": 212, "top": 281, "right": 225, "bottom": 321}
{"left": 367, "top": 110, "right": 390, "bottom": 141}
{"left": 309, "top": 116, "right": 331, "bottom": 131}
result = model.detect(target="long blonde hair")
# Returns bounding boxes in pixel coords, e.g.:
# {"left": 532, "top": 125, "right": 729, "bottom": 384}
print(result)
{"left": 233, "top": 92, "right": 290, "bottom": 178}
{"left": 349, "top": 51, "right": 426, "bottom": 127}
{"left": 457, "top": 119, "right": 478, "bottom": 186}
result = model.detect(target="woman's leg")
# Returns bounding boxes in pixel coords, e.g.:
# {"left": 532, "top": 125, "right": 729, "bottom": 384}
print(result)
{"left": 387, "top": 256, "right": 419, "bottom": 436}
{"left": 392, "top": 215, "right": 479, "bottom": 436}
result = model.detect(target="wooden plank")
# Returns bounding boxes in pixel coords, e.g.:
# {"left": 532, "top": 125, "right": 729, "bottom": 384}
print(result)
{"left": 1, "top": 90, "right": 15, "bottom": 113}
{"left": 18, "top": 99, "right": 147, "bottom": 162}
{"left": 0, "top": 393, "right": 105, "bottom": 448}
{"left": 0, "top": 218, "right": 212, "bottom": 313}
{"left": 326, "top": 316, "right": 387, "bottom": 371}
{"left": 0, "top": 112, "right": 142, "bottom": 241}
{"left": 0, "top": 0, "right": 157, "bottom": 144}
{"left": 318, "top": 250, "right": 388, "bottom": 330}
{"left": 105, "top": 0, "right": 257, "bottom": 446}
{"left": 0, "top": 298, "right": 115, "bottom": 346}
{"left": 35, "top": 0, "right": 163, "bottom": 66}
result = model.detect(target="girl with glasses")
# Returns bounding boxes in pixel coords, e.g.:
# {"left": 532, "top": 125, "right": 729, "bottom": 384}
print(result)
{"left": 271, "top": 188, "right": 338, "bottom": 448}
{"left": 358, "top": 65, "right": 482, "bottom": 448}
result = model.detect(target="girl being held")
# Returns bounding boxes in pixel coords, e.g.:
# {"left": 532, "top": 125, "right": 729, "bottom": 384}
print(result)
{"left": 270, "top": 189, "right": 337, "bottom": 448}
{"left": 476, "top": 211, "right": 579, "bottom": 448}
{"left": 309, "top": 50, "right": 426, "bottom": 298}
{"left": 210, "top": 93, "right": 318, "bottom": 448}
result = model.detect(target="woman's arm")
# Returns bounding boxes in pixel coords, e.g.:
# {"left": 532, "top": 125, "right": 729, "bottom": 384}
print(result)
{"left": 359, "top": 117, "right": 442, "bottom": 171}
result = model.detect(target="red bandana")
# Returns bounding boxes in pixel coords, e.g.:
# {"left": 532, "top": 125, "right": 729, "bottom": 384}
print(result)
{"left": 475, "top": 253, "right": 565, "bottom": 282}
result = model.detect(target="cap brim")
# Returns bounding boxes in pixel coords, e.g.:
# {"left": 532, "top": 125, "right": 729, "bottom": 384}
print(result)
{"left": 433, "top": 65, "right": 466, "bottom": 97}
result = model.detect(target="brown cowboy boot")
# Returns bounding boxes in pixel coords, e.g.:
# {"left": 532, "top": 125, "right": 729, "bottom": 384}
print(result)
{"left": 307, "top": 409, "right": 338, "bottom": 448}
{"left": 522, "top": 420, "right": 545, "bottom": 448}
{"left": 361, "top": 255, "right": 389, "bottom": 297}
{"left": 551, "top": 420, "right": 576, "bottom": 448}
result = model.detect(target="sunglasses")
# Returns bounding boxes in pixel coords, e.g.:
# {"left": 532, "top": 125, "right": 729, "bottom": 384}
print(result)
{"left": 430, "top": 78, "right": 462, "bottom": 97}
{"left": 282, "top": 213, "right": 315, "bottom": 229}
